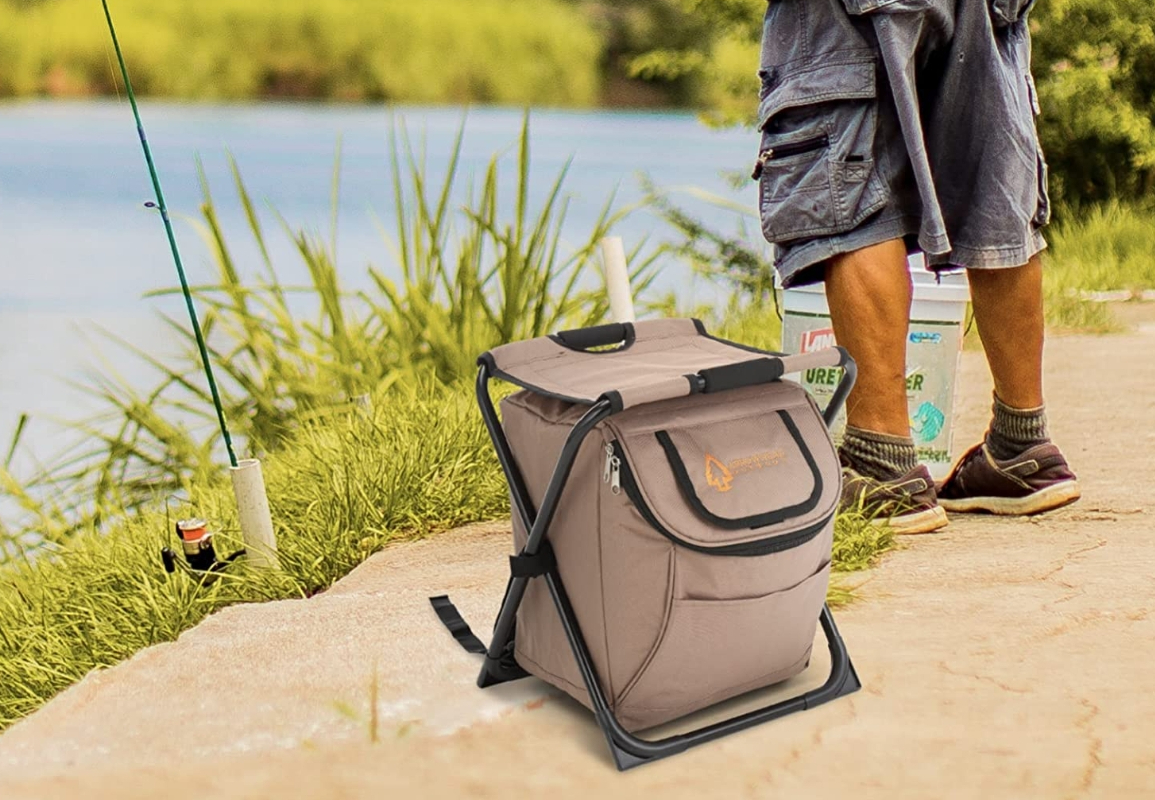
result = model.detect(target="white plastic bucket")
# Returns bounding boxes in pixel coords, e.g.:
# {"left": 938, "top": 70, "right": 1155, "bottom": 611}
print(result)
{"left": 779, "top": 256, "right": 970, "bottom": 480}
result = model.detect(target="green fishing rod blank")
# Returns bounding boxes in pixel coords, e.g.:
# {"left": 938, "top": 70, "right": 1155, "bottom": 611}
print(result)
{"left": 100, "top": 0, "right": 238, "bottom": 468}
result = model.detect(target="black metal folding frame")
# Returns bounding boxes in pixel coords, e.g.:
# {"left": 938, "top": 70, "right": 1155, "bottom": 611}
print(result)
{"left": 474, "top": 357, "right": 861, "bottom": 770}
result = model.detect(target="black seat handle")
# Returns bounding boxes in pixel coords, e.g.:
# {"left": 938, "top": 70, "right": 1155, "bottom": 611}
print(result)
{"left": 550, "top": 322, "right": 636, "bottom": 353}
{"left": 696, "top": 347, "right": 851, "bottom": 394}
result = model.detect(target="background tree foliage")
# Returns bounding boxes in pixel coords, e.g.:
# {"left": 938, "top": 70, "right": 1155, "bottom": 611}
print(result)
{"left": 630, "top": 0, "right": 1155, "bottom": 208}
{"left": 1032, "top": 0, "right": 1155, "bottom": 206}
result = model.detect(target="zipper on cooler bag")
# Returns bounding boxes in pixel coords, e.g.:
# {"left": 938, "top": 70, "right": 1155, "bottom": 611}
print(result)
{"left": 603, "top": 443, "right": 621, "bottom": 495}
{"left": 751, "top": 134, "right": 830, "bottom": 180}
{"left": 607, "top": 440, "right": 829, "bottom": 557}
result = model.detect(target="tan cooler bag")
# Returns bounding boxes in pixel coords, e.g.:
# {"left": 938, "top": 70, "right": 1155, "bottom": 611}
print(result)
{"left": 502, "top": 378, "right": 839, "bottom": 731}
{"left": 430, "top": 318, "right": 859, "bottom": 769}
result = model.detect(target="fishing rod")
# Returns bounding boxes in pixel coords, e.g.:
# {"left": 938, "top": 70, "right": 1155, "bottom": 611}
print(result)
{"left": 101, "top": 1, "right": 280, "bottom": 572}
{"left": 100, "top": 0, "right": 237, "bottom": 469}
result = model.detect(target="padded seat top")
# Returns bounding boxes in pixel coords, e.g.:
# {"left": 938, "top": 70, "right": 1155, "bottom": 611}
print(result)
{"left": 482, "top": 319, "right": 787, "bottom": 409}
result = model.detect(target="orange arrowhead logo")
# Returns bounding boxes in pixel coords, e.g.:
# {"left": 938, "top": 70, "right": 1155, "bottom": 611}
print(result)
{"left": 705, "top": 454, "right": 734, "bottom": 493}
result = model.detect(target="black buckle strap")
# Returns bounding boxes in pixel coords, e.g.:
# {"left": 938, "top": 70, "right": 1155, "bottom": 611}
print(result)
{"left": 508, "top": 543, "right": 556, "bottom": 579}
{"left": 429, "top": 595, "right": 486, "bottom": 654}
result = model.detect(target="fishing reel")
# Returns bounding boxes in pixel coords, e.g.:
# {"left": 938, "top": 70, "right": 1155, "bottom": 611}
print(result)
{"left": 161, "top": 519, "right": 246, "bottom": 582}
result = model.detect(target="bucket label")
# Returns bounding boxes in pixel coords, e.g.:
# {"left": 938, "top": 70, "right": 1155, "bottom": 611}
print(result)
{"left": 783, "top": 315, "right": 963, "bottom": 480}
{"left": 909, "top": 331, "right": 942, "bottom": 345}
{"left": 800, "top": 327, "right": 837, "bottom": 353}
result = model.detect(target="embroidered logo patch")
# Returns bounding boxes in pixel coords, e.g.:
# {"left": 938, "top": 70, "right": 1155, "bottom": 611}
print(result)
{"left": 705, "top": 455, "right": 734, "bottom": 493}
{"left": 705, "top": 450, "right": 787, "bottom": 492}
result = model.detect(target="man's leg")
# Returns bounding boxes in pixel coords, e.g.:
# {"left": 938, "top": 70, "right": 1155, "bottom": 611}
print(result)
{"left": 825, "top": 238, "right": 912, "bottom": 437}
{"left": 825, "top": 238, "right": 947, "bottom": 533}
{"left": 937, "top": 255, "right": 1081, "bottom": 514}
{"left": 967, "top": 256, "right": 1044, "bottom": 410}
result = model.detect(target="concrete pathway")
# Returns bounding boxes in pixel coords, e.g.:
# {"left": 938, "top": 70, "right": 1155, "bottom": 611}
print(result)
{"left": 0, "top": 316, "right": 1152, "bottom": 799}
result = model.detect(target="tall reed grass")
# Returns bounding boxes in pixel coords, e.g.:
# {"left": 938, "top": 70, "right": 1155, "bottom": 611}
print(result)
{"left": 1, "top": 115, "right": 656, "bottom": 550}
{"left": 1030, "top": 202, "right": 1155, "bottom": 332}
{"left": 4, "top": 118, "right": 1145, "bottom": 736}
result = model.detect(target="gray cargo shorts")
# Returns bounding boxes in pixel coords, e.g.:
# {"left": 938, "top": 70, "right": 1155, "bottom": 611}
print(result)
{"left": 755, "top": 0, "right": 1050, "bottom": 287}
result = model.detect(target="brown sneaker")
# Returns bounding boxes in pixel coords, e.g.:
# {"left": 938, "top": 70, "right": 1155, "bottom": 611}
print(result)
{"left": 936, "top": 442, "right": 1081, "bottom": 515}
{"left": 841, "top": 461, "right": 949, "bottom": 535}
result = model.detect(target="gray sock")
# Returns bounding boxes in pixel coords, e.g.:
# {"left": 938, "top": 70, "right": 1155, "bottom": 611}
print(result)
{"left": 985, "top": 394, "right": 1050, "bottom": 461}
{"left": 840, "top": 425, "right": 919, "bottom": 481}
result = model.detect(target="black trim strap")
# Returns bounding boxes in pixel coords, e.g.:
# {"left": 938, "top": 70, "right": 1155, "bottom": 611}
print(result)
{"left": 430, "top": 595, "right": 487, "bottom": 654}
{"left": 654, "top": 410, "right": 824, "bottom": 530}
{"left": 509, "top": 543, "right": 557, "bottom": 579}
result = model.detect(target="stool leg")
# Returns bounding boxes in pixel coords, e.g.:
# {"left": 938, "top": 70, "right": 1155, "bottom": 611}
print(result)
{"left": 474, "top": 363, "right": 613, "bottom": 688}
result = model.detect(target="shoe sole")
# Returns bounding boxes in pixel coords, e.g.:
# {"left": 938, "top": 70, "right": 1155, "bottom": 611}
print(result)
{"left": 938, "top": 480, "right": 1082, "bottom": 516}
{"left": 871, "top": 504, "right": 949, "bottom": 535}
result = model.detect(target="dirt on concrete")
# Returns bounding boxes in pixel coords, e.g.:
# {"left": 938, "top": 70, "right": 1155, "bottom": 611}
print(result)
{"left": 0, "top": 310, "right": 1152, "bottom": 799}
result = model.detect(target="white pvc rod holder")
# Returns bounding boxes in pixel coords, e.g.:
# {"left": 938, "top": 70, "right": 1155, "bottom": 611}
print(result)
{"left": 230, "top": 458, "right": 279, "bottom": 570}
{"left": 599, "top": 236, "right": 636, "bottom": 324}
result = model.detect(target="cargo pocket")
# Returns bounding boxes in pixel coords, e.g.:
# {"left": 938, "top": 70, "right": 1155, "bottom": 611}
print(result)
{"left": 615, "top": 561, "right": 831, "bottom": 729}
{"left": 755, "top": 59, "right": 887, "bottom": 245}
{"left": 990, "top": 0, "right": 1036, "bottom": 27}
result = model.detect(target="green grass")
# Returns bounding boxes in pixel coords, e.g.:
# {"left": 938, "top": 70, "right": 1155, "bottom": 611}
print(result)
{"left": 828, "top": 511, "right": 897, "bottom": 607}
{"left": 1041, "top": 203, "right": 1155, "bottom": 331}
{"left": 0, "top": 378, "right": 508, "bottom": 728}
{"left": 650, "top": 175, "right": 1146, "bottom": 340}
{"left": 1048, "top": 203, "right": 1155, "bottom": 294}
{"left": 0, "top": 0, "right": 601, "bottom": 105}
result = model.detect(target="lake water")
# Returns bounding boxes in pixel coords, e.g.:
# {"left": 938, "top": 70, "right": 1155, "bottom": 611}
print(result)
{"left": 0, "top": 101, "right": 761, "bottom": 505}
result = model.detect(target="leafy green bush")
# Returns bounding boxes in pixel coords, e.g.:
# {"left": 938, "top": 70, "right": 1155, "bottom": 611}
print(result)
{"left": 1031, "top": 0, "right": 1155, "bottom": 207}
{"left": 0, "top": 0, "right": 601, "bottom": 105}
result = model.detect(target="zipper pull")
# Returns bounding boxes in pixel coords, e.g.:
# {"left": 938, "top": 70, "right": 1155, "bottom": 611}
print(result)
{"left": 610, "top": 456, "right": 622, "bottom": 495}
{"left": 751, "top": 149, "right": 773, "bottom": 180}
{"left": 603, "top": 443, "right": 614, "bottom": 484}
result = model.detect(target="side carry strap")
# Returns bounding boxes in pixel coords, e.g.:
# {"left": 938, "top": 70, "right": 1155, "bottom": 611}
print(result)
{"left": 429, "top": 595, "right": 486, "bottom": 654}
{"left": 429, "top": 542, "right": 556, "bottom": 656}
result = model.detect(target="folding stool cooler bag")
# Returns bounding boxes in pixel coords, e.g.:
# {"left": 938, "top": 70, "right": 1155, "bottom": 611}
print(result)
{"left": 431, "top": 318, "right": 861, "bottom": 769}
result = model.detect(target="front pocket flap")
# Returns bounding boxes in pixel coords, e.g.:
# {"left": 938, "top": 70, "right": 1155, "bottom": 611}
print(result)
{"left": 759, "top": 58, "right": 877, "bottom": 130}
{"left": 656, "top": 410, "right": 823, "bottom": 530}
{"left": 610, "top": 382, "right": 840, "bottom": 551}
